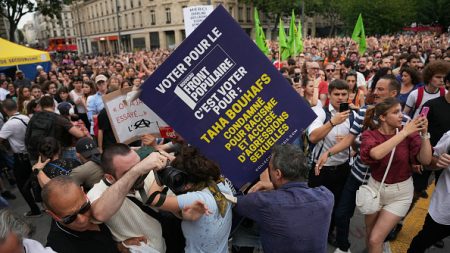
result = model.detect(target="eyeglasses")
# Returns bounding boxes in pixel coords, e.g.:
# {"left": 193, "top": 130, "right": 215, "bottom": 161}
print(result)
{"left": 326, "top": 69, "right": 335, "bottom": 73}
{"left": 59, "top": 200, "right": 91, "bottom": 225}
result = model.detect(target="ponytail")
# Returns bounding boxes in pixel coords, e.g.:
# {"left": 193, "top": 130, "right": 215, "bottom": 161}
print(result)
{"left": 363, "top": 106, "right": 378, "bottom": 131}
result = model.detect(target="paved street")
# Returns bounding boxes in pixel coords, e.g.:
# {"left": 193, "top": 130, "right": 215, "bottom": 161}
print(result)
{"left": 3, "top": 180, "right": 449, "bottom": 253}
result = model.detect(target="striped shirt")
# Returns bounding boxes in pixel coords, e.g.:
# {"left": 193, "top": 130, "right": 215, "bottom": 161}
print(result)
{"left": 349, "top": 105, "right": 410, "bottom": 183}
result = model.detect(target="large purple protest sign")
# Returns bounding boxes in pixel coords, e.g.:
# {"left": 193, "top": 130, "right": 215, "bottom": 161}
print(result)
{"left": 140, "top": 5, "right": 316, "bottom": 189}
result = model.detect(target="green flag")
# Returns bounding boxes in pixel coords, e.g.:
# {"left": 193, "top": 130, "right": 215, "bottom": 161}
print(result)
{"left": 351, "top": 13, "right": 366, "bottom": 55}
{"left": 254, "top": 8, "right": 269, "bottom": 55}
{"left": 278, "top": 18, "right": 290, "bottom": 60}
{"left": 295, "top": 19, "right": 303, "bottom": 54}
{"left": 288, "top": 10, "right": 297, "bottom": 56}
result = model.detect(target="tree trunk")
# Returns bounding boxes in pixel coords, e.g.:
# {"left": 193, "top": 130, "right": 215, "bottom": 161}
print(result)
{"left": 8, "top": 21, "right": 17, "bottom": 43}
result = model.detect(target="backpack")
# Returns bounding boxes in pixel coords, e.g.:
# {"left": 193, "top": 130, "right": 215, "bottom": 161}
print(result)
{"left": 412, "top": 86, "right": 445, "bottom": 116}
{"left": 25, "top": 112, "right": 56, "bottom": 160}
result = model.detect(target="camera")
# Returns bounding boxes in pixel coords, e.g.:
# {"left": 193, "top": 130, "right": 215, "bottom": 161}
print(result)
{"left": 155, "top": 166, "right": 188, "bottom": 195}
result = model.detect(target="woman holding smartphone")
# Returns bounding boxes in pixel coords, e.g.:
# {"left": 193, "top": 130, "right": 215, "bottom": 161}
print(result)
{"left": 360, "top": 98, "right": 432, "bottom": 253}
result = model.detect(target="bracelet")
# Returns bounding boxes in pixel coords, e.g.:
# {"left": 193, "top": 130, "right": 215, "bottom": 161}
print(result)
{"left": 420, "top": 132, "right": 430, "bottom": 140}
{"left": 328, "top": 152, "right": 334, "bottom": 157}
{"left": 329, "top": 120, "right": 336, "bottom": 127}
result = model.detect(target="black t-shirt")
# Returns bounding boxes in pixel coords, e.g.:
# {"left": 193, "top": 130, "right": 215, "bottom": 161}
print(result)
{"left": 425, "top": 96, "right": 450, "bottom": 146}
{"left": 43, "top": 158, "right": 81, "bottom": 179}
{"left": 46, "top": 220, "right": 119, "bottom": 253}
{"left": 97, "top": 108, "right": 117, "bottom": 149}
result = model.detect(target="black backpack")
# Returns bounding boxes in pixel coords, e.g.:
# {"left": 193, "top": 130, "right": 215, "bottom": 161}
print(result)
{"left": 25, "top": 112, "right": 56, "bottom": 160}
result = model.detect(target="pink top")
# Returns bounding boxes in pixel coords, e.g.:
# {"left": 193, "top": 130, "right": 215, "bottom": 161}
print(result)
{"left": 360, "top": 129, "right": 421, "bottom": 184}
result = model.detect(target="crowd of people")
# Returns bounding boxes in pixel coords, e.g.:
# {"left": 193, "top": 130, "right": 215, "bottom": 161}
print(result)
{"left": 0, "top": 32, "right": 450, "bottom": 253}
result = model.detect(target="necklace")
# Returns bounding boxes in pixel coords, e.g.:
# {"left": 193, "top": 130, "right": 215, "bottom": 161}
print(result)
{"left": 56, "top": 221, "right": 80, "bottom": 238}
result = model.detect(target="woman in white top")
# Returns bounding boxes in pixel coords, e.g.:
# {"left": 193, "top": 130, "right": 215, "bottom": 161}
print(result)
{"left": 69, "top": 77, "right": 89, "bottom": 129}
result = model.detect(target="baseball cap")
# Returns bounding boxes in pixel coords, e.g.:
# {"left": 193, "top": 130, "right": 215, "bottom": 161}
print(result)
{"left": 95, "top": 75, "right": 107, "bottom": 83}
{"left": 16, "top": 70, "right": 23, "bottom": 74}
{"left": 76, "top": 137, "right": 100, "bottom": 158}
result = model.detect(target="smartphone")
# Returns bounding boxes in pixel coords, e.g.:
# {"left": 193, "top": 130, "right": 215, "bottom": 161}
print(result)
{"left": 420, "top": 106, "right": 430, "bottom": 117}
{"left": 339, "top": 102, "right": 350, "bottom": 112}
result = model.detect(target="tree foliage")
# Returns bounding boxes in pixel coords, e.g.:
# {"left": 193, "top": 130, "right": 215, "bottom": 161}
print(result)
{"left": 245, "top": 0, "right": 448, "bottom": 36}
{"left": 0, "top": 0, "right": 71, "bottom": 42}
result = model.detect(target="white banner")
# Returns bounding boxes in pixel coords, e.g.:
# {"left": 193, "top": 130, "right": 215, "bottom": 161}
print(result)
{"left": 102, "top": 87, "right": 172, "bottom": 144}
{"left": 183, "top": 5, "right": 214, "bottom": 37}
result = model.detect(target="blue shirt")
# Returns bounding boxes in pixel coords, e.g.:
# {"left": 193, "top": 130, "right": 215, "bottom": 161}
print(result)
{"left": 87, "top": 92, "right": 105, "bottom": 133}
{"left": 177, "top": 182, "right": 232, "bottom": 253}
{"left": 235, "top": 182, "right": 334, "bottom": 253}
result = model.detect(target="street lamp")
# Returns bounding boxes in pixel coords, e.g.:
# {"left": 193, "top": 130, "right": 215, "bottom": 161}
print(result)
{"left": 115, "top": 0, "right": 122, "bottom": 53}
{"left": 75, "top": 0, "right": 84, "bottom": 54}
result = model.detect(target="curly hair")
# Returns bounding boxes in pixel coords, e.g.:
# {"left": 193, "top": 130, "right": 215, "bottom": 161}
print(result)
{"left": 171, "top": 145, "right": 221, "bottom": 183}
{"left": 422, "top": 60, "right": 450, "bottom": 85}
{"left": 400, "top": 67, "right": 422, "bottom": 86}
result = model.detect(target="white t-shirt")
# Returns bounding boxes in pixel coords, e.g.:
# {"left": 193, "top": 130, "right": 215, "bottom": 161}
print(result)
{"left": 87, "top": 172, "right": 165, "bottom": 253}
{"left": 23, "top": 238, "right": 56, "bottom": 253}
{"left": 0, "top": 87, "right": 9, "bottom": 101}
{"left": 0, "top": 113, "right": 29, "bottom": 153}
{"left": 356, "top": 71, "right": 366, "bottom": 88}
{"left": 69, "top": 90, "right": 86, "bottom": 113}
{"left": 428, "top": 131, "right": 450, "bottom": 225}
{"left": 405, "top": 87, "right": 447, "bottom": 118}
{"left": 307, "top": 104, "right": 354, "bottom": 166}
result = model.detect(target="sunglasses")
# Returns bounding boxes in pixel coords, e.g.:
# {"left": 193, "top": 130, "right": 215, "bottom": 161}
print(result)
{"left": 58, "top": 200, "right": 91, "bottom": 224}
{"left": 326, "top": 69, "right": 335, "bottom": 73}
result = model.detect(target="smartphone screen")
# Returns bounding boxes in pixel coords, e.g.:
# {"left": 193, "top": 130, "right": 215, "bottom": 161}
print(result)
{"left": 339, "top": 102, "right": 349, "bottom": 112}
{"left": 420, "top": 106, "right": 430, "bottom": 117}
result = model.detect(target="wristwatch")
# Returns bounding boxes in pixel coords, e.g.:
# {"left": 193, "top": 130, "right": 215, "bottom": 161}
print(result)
{"left": 420, "top": 132, "right": 430, "bottom": 140}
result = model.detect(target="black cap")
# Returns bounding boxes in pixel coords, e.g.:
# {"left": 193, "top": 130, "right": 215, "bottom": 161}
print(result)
{"left": 75, "top": 137, "right": 99, "bottom": 158}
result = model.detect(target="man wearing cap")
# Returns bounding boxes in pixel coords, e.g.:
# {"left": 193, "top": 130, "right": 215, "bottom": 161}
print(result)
{"left": 14, "top": 70, "right": 31, "bottom": 89}
{"left": 87, "top": 75, "right": 108, "bottom": 135}
{"left": 70, "top": 137, "right": 104, "bottom": 191}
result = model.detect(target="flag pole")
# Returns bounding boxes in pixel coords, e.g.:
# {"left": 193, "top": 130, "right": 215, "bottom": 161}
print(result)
{"left": 278, "top": 44, "right": 281, "bottom": 70}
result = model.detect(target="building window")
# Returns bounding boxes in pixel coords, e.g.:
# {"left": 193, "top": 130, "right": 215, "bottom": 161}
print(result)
{"left": 246, "top": 7, "right": 251, "bottom": 22}
{"left": 165, "top": 8, "right": 171, "bottom": 24}
{"left": 150, "top": 9, "right": 155, "bottom": 25}
{"left": 139, "top": 11, "right": 142, "bottom": 27}
{"left": 124, "top": 14, "right": 128, "bottom": 29}
{"left": 132, "top": 13, "right": 135, "bottom": 28}
{"left": 138, "top": 0, "right": 141, "bottom": 7}
{"left": 228, "top": 6, "right": 233, "bottom": 17}
{"left": 238, "top": 7, "right": 243, "bottom": 22}
{"left": 130, "top": 0, "right": 133, "bottom": 9}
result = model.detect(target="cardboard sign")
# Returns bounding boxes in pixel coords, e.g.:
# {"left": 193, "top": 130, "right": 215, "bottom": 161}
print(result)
{"left": 183, "top": 5, "right": 214, "bottom": 37}
{"left": 140, "top": 5, "right": 316, "bottom": 189}
{"left": 102, "top": 87, "right": 171, "bottom": 144}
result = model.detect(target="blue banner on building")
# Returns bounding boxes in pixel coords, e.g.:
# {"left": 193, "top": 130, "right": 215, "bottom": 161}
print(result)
{"left": 140, "top": 5, "right": 316, "bottom": 189}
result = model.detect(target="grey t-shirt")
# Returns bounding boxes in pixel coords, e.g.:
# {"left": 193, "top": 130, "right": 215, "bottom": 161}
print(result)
{"left": 70, "top": 161, "right": 104, "bottom": 190}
